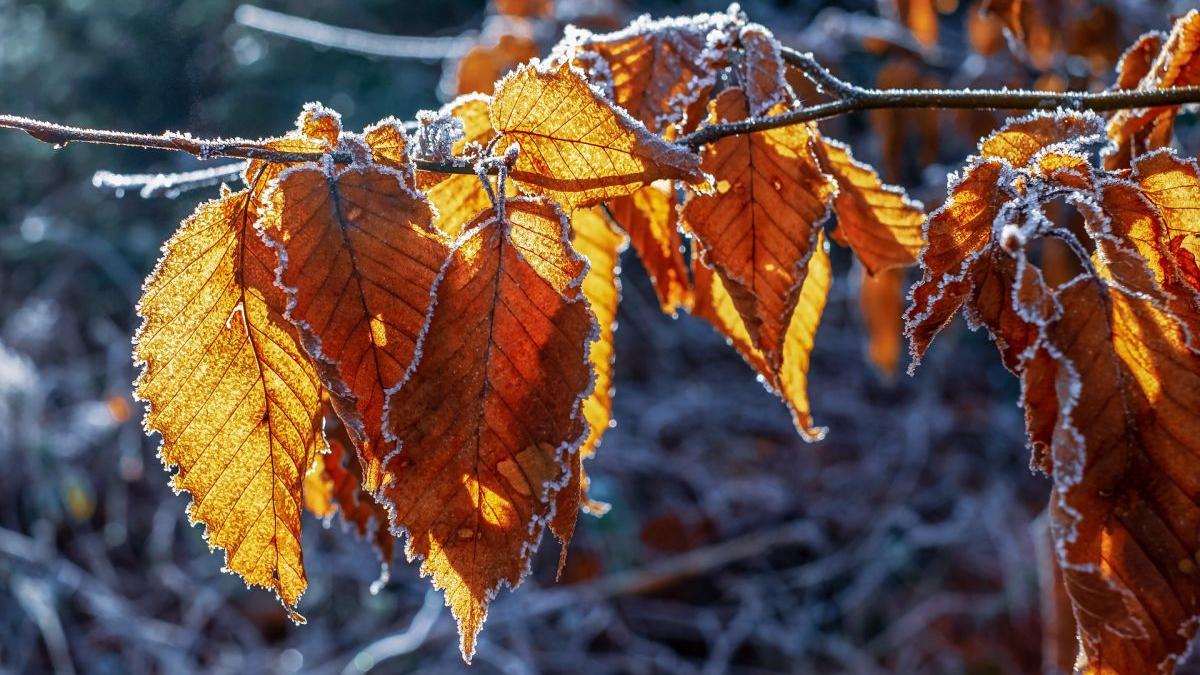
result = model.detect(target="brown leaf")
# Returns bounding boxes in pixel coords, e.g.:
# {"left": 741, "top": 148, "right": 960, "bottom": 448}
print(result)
{"left": 692, "top": 231, "right": 833, "bottom": 440}
{"left": 135, "top": 185, "right": 324, "bottom": 620}
{"left": 260, "top": 159, "right": 448, "bottom": 494}
{"left": 605, "top": 184, "right": 691, "bottom": 315}
{"left": 454, "top": 30, "right": 540, "bottom": 97}
{"left": 684, "top": 88, "right": 835, "bottom": 370}
{"left": 1020, "top": 253, "right": 1200, "bottom": 674}
{"left": 380, "top": 197, "right": 595, "bottom": 660}
{"left": 564, "top": 10, "right": 737, "bottom": 133}
{"left": 814, "top": 133, "right": 925, "bottom": 274}
{"left": 491, "top": 62, "right": 707, "bottom": 209}
{"left": 1106, "top": 10, "right": 1200, "bottom": 169}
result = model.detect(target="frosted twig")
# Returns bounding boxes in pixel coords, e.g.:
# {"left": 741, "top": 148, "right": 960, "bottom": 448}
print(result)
{"left": 234, "top": 5, "right": 472, "bottom": 61}
{"left": 92, "top": 162, "right": 247, "bottom": 198}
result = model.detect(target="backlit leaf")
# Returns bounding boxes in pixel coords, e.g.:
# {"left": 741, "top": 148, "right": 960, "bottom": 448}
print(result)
{"left": 561, "top": 10, "right": 738, "bottom": 133}
{"left": 814, "top": 133, "right": 925, "bottom": 275}
{"left": 605, "top": 184, "right": 691, "bottom": 315}
{"left": 490, "top": 61, "right": 706, "bottom": 209}
{"left": 859, "top": 265, "right": 906, "bottom": 377}
{"left": 552, "top": 206, "right": 627, "bottom": 567}
{"left": 692, "top": 231, "right": 832, "bottom": 440}
{"left": 381, "top": 196, "right": 595, "bottom": 660}
{"left": 1106, "top": 10, "right": 1200, "bottom": 169}
{"left": 260, "top": 158, "right": 448, "bottom": 493}
{"left": 684, "top": 87, "right": 835, "bottom": 370}
{"left": 135, "top": 185, "right": 323, "bottom": 620}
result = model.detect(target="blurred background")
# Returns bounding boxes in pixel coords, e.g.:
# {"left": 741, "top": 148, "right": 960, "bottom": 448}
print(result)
{"left": 1, "top": 0, "right": 1198, "bottom": 673}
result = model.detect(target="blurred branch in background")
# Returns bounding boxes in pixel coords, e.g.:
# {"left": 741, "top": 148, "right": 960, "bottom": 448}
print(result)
{"left": 92, "top": 163, "right": 247, "bottom": 200}
{"left": 234, "top": 5, "right": 473, "bottom": 60}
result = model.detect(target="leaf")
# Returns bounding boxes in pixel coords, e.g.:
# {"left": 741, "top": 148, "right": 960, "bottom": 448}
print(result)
{"left": 551, "top": 206, "right": 627, "bottom": 569}
{"left": 454, "top": 30, "right": 540, "bottom": 97}
{"left": 244, "top": 103, "right": 343, "bottom": 187}
{"left": 1128, "top": 150, "right": 1200, "bottom": 301}
{"left": 380, "top": 196, "right": 595, "bottom": 660}
{"left": 905, "top": 111, "right": 1106, "bottom": 369}
{"left": 260, "top": 157, "right": 448, "bottom": 494}
{"left": 1019, "top": 250, "right": 1200, "bottom": 674}
{"left": 858, "top": 265, "right": 906, "bottom": 378}
{"left": 304, "top": 402, "right": 395, "bottom": 576}
{"left": 562, "top": 10, "right": 737, "bottom": 133}
{"left": 813, "top": 133, "right": 925, "bottom": 275}
{"left": 134, "top": 185, "right": 324, "bottom": 620}
{"left": 683, "top": 87, "right": 835, "bottom": 370}
{"left": 605, "top": 184, "right": 691, "bottom": 315}
{"left": 738, "top": 24, "right": 793, "bottom": 117}
{"left": 895, "top": 0, "right": 938, "bottom": 48}
{"left": 490, "top": 61, "right": 707, "bottom": 209}
{"left": 1106, "top": 10, "right": 1200, "bottom": 169}
{"left": 692, "top": 231, "right": 833, "bottom": 441}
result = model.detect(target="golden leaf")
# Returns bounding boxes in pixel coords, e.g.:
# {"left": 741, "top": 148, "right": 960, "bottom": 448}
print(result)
{"left": 490, "top": 62, "right": 706, "bottom": 209}
{"left": 551, "top": 206, "right": 627, "bottom": 569}
{"left": 683, "top": 87, "right": 835, "bottom": 370}
{"left": 814, "top": 133, "right": 925, "bottom": 275}
{"left": 381, "top": 197, "right": 595, "bottom": 660}
{"left": 605, "top": 184, "right": 692, "bottom": 315}
{"left": 1106, "top": 10, "right": 1200, "bottom": 169}
{"left": 692, "top": 231, "right": 832, "bottom": 440}
{"left": 135, "top": 186, "right": 323, "bottom": 620}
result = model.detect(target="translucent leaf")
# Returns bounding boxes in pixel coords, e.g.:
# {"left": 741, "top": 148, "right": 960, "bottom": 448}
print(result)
{"left": 491, "top": 62, "right": 707, "bottom": 209}
{"left": 135, "top": 187, "right": 323, "bottom": 620}
{"left": 605, "top": 184, "right": 691, "bottom": 315}
{"left": 380, "top": 197, "right": 595, "bottom": 660}
{"left": 684, "top": 88, "right": 835, "bottom": 371}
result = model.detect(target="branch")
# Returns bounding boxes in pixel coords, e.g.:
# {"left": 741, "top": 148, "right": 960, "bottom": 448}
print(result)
{"left": 93, "top": 162, "right": 247, "bottom": 198}
{"left": 233, "top": 5, "right": 472, "bottom": 61}
{"left": 0, "top": 114, "right": 478, "bottom": 174}
{"left": 680, "top": 54, "right": 1200, "bottom": 148}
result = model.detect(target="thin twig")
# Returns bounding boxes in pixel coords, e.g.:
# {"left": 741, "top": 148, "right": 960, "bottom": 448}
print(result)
{"left": 234, "top": 5, "right": 472, "bottom": 60}
{"left": 92, "top": 162, "right": 248, "bottom": 198}
{"left": 0, "top": 114, "right": 477, "bottom": 174}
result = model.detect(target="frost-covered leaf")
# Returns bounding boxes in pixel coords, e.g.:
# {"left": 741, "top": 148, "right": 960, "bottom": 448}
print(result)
{"left": 135, "top": 185, "right": 324, "bottom": 621}
{"left": 814, "top": 134, "right": 925, "bottom": 275}
{"left": 605, "top": 184, "right": 691, "bottom": 315}
{"left": 380, "top": 197, "right": 595, "bottom": 660}
{"left": 1106, "top": 10, "right": 1200, "bottom": 169}
{"left": 559, "top": 9, "right": 738, "bottom": 133}
{"left": 490, "top": 61, "right": 707, "bottom": 209}
{"left": 684, "top": 87, "right": 835, "bottom": 371}
{"left": 692, "top": 231, "right": 832, "bottom": 440}
{"left": 260, "top": 155, "right": 448, "bottom": 494}
{"left": 905, "top": 111, "right": 1105, "bottom": 369}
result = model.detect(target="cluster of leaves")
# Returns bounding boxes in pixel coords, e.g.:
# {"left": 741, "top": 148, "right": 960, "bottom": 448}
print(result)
{"left": 128, "top": 3, "right": 1200, "bottom": 671}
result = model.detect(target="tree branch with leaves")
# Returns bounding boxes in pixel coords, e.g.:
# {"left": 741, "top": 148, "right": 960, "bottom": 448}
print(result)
{"left": 4, "top": 4, "right": 1200, "bottom": 673}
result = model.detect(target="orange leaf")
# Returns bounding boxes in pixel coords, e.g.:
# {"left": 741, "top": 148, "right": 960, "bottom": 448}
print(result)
{"left": 260, "top": 158, "right": 448, "bottom": 494}
{"left": 551, "top": 206, "right": 627, "bottom": 569}
{"left": 895, "top": 0, "right": 939, "bottom": 49}
{"left": 1019, "top": 249, "right": 1200, "bottom": 674}
{"left": 692, "top": 231, "right": 833, "bottom": 440}
{"left": 605, "top": 184, "right": 692, "bottom": 315}
{"left": 562, "top": 10, "right": 737, "bottom": 133}
{"left": 738, "top": 24, "right": 793, "bottom": 117}
{"left": 417, "top": 95, "right": 505, "bottom": 236}
{"left": 814, "top": 133, "right": 925, "bottom": 275}
{"left": 858, "top": 265, "right": 906, "bottom": 377}
{"left": 1106, "top": 10, "right": 1200, "bottom": 169}
{"left": 134, "top": 185, "right": 324, "bottom": 620}
{"left": 491, "top": 62, "right": 707, "bottom": 209}
{"left": 454, "top": 30, "right": 540, "bottom": 97}
{"left": 380, "top": 196, "right": 595, "bottom": 660}
{"left": 905, "top": 111, "right": 1106, "bottom": 369}
{"left": 684, "top": 87, "right": 835, "bottom": 370}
